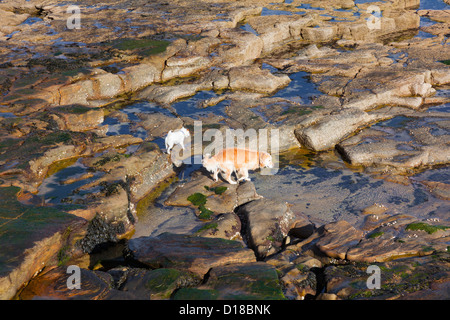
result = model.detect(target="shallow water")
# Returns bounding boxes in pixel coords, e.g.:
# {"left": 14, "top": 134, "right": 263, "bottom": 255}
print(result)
{"left": 239, "top": 23, "right": 259, "bottom": 36}
{"left": 261, "top": 7, "right": 298, "bottom": 16}
{"left": 419, "top": 0, "right": 450, "bottom": 10}
{"left": 171, "top": 90, "right": 229, "bottom": 119}
{"left": 271, "top": 71, "right": 323, "bottom": 104}
{"left": 250, "top": 149, "right": 450, "bottom": 227}
{"left": 37, "top": 158, "right": 104, "bottom": 204}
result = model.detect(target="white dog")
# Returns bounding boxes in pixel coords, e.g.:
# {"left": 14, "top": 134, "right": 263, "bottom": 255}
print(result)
{"left": 165, "top": 127, "right": 190, "bottom": 154}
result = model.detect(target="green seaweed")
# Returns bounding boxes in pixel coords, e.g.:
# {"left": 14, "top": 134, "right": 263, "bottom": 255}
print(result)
{"left": 93, "top": 154, "right": 122, "bottom": 167}
{"left": 187, "top": 187, "right": 229, "bottom": 221}
{"left": 198, "top": 204, "right": 214, "bottom": 220}
{"left": 296, "top": 263, "right": 309, "bottom": 272}
{"left": 0, "top": 186, "right": 77, "bottom": 274}
{"left": 215, "top": 265, "right": 286, "bottom": 300}
{"left": 281, "top": 106, "right": 312, "bottom": 116}
{"left": 196, "top": 222, "right": 219, "bottom": 234}
{"left": 213, "top": 186, "right": 227, "bottom": 195}
{"left": 187, "top": 193, "right": 213, "bottom": 220}
{"left": 28, "top": 131, "right": 73, "bottom": 145}
{"left": 111, "top": 38, "right": 170, "bottom": 56}
{"left": 173, "top": 288, "right": 219, "bottom": 300}
{"left": 204, "top": 186, "right": 228, "bottom": 195}
{"left": 143, "top": 268, "right": 200, "bottom": 298}
{"left": 421, "top": 246, "right": 435, "bottom": 253}
{"left": 57, "top": 245, "right": 71, "bottom": 266}
{"left": 368, "top": 231, "right": 384, "bottom": 239}
{"left": 405, "top": 222, "right": 449, "bottom": 234}
{"left": 187, "top": 193, "right": 207, "bottom": 206}
{"left": 145, "top": 268, "right": 180, "bottom": 292}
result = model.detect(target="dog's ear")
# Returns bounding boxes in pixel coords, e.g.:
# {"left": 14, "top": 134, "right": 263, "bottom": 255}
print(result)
{"left": 258, "top": 152, "right": 263, "bottom": 167}
{"left": 258, "top": 152, "right": 269, "bottom": 167}
{"left": 262, "top": 152, "right": 272, "bottom": 167}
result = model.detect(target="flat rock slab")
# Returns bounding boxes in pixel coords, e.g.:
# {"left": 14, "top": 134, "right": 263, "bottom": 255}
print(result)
{"left": 294, "top": 109, "right": 378, "bottom": 151}
{"left": 228, "top": 65, "right": 291, "bottom": 93}
{"left": 165, "top": 171, "right": 237, "bottom": 210}
{"left": 314, "top": 217, "right": 450, "bottom": 263}
{"left": 325, "top": 253, "right": 450, "bottom": 300}
{"left": 0, "top": 186, "right": 85, "bottom": 300}
{"left": 18, "top": 266, "right": 138, "bottom": 300}
{"left": 126, "top": 233, "right": 256, "bottom": 276}
{"left": 237, "top": 198, "right": 310, "bottom": 259}
{"left": 173, "top": 262, "right": 286, "bottom": 300}
{"left": 194, "top": 212, "right": 242, "bottom": 240}
{"left": 315, "top": 220, "right": 364, "bottom": 260}
{"left": 119, "top": 267, "right": 202, "bottom": 300}
{"left": 420, "top": 180, "right": 450, "bottom": 201}
{"left": 346, "top": 218, "right": 450, "bottom": 263}
{"left": 336, "top": 113, "right": 450, "bottom": 172}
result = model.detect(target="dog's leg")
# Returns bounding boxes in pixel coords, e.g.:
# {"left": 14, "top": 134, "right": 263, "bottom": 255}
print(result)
{"left": 243, "top": 168, "right": 251, "bottom": 181}
{"left": 167, "top": 142, "right": 173, "bottom": 155}
{"left": 222, "top": 167, "right": 237, "bottom": 185}
{"left": 237, "top": 168, "right": 251, "bottom": 181}
{"left": 236, "top": 168, "right": 245, "bottom": 181}
{"left": 213, "top": 169, "right": 219, "bottom": 182}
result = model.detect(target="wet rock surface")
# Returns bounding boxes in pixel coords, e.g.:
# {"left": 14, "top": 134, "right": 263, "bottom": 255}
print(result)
{"left": 1, "top": 0, "right": 449, "bottom": 300}
{"left": 324, "top": 252, "right": 450, "bottom": 300}
{"left": 173, "top": 262, "right": 285, "bottom": 300}
{"left": 237, "top": 198, "right": 306, "bottom": 259}
{"left": 126, "top": 232, "right": 257, "bottom": 276}
{"left": 0, "top": 186, "right": 86, "bottom": 300}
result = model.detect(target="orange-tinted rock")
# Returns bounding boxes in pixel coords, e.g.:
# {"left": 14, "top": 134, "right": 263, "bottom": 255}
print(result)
{"left": 315, "top": 220, "right": 364, "bottom": 260}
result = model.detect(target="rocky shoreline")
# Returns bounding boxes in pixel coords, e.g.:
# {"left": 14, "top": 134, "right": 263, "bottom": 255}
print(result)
{"left": 0, "top": 0, "right": 449, "bottom": 300}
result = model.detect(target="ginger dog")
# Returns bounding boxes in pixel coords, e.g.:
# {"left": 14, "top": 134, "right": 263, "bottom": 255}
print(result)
{"left": 202, "top": 148, "right": 273, "bottom": 184}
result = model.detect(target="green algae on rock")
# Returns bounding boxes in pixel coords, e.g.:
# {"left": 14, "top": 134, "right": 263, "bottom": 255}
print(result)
{"left": 120, "top": 267, "right": 202, "bottom": 299}
{"left": 110, "top": 38, "right": 171, "bottom": 56}
{"left": 405, "top": 222, "right": 450, "bottom": 234}
{"left": 174, "top": 262, "right": 286, "bottom": 300}
{"left": 0, "top": 186, "right": 85, "bottom": 300}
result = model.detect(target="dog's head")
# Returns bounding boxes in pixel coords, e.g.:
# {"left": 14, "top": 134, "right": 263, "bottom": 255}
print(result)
{"left": 202, "top": 154, "right": 218, "bottom": 172}
{"left": 180, "top": 127, "right": 190, "bottom": 137}
{"left": 259, "top": 152, "right": 273, "bottom": 168}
